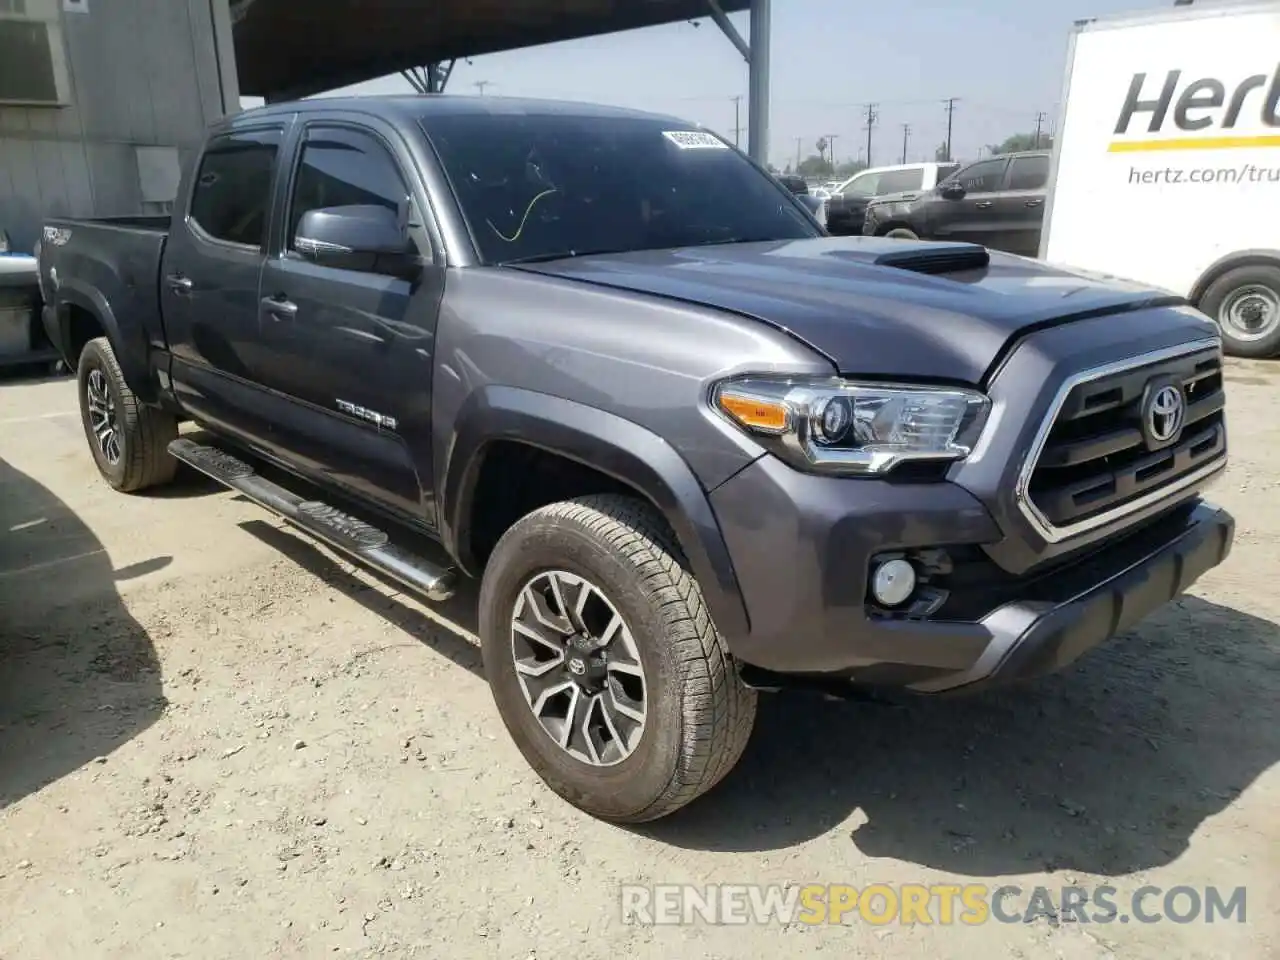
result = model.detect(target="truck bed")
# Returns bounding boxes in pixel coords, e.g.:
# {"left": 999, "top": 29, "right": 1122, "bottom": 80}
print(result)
{"left": 39, "top": 216, "right": 171, "bottom": 375}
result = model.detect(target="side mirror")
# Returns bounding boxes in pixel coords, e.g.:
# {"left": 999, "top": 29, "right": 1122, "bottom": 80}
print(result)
{"left": 939, "top": 181, "right": 966, "bottom": 200}
{"left": 295, "top": 204, "right": 419, "bottom": 278}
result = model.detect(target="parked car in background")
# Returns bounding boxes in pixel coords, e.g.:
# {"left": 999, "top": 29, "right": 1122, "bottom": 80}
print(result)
{"left": 775, "top": 173, "right": 808, "bottom": 195}
{"left": 825, "top": 162, "right": 959, "bottom": 236}
{"left": 863, "top": 151, "right": 1051, "bottom": 257}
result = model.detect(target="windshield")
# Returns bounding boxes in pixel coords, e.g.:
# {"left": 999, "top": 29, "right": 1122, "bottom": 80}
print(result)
{"left": 420, "top": 112, "right": 821, "bottom": 264}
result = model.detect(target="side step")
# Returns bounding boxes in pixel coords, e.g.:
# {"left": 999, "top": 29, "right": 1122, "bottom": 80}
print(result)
{"left": 168, "top": 438, "right": 456, "bottom": 602}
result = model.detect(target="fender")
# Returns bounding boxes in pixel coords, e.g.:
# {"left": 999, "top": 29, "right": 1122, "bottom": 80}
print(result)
{"left": 55, "top": 280, "right": 157, "bottom": 403}
{"left": 439, "top": 385, "right": 750, "bottom": 642}
{"left": 1189, "top": 248, "right": 1280, "bottom": 305}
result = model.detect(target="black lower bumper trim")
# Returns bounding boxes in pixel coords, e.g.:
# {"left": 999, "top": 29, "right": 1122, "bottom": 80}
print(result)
{"left": 908, "top": 502, "right": 1234, "bottom": 694}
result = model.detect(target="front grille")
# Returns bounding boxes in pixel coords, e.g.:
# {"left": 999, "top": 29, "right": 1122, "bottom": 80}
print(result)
{"left": 1022, "top": 344, "right": 1225, "bottom": 537}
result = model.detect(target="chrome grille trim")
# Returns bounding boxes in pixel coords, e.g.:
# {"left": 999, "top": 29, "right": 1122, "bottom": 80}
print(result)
{"left": 1015, "top": 339, "right": 1226, "bottom": 544}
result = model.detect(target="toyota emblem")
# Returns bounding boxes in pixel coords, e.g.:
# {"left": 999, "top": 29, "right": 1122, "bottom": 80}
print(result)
{"left": 1145, "top": 384, "right": 1185, "bottom": 445}
{"left": 567, "top": 658, "right": 587, "bottom": 676}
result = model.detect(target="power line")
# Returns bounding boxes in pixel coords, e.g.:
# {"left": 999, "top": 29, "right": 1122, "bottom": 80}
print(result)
{"left": 943, "top": 97, "right": 959, "bottom": 162}
{"left": 901, "top": 123, "right": 911, "bottom": 164}
{"left": 863, "top": 103, "right": 878, "bottom": 168}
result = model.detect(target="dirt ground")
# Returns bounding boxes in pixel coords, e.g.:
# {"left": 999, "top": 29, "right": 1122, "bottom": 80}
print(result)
{"left": 1, "top": 364, "right": 1278, "bottom": 960}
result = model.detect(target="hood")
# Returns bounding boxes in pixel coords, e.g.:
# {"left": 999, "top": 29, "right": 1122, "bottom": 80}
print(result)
{"left": 512, "top": 237, "right": 1182, "bottom": 384}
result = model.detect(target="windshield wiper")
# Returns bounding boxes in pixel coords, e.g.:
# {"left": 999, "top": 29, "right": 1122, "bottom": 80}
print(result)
{"left": 499, "top": 247, "right": 637, "bottom": 265}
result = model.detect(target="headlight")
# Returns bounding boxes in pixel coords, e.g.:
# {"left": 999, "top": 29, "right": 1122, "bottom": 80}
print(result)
{"left": 713, "top": 375, "right": 990, "bottom": 476}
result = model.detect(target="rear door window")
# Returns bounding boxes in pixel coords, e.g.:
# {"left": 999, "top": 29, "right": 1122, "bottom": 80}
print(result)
{"left": 875, "top": 168, "right": 925, "bottom": 194}
{"left": 188, "top": 130, "right": 282, "bottom": 249}
{"left": 1005, "top": 155, "right": 1051, "bottom": 192}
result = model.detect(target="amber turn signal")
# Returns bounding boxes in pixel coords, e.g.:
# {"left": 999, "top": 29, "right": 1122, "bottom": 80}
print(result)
{"left": 716, "top": 389, "right": 790, "bottom": 433}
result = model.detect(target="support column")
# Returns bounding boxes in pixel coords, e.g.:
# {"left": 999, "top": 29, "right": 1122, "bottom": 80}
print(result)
{"left": 747, "top": 0, "right": 770, "bottom": 166}
{"left": 706, "top": 0, "right": 771, "bottom": 165}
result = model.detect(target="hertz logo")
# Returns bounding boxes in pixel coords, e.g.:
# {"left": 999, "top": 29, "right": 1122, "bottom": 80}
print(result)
{"left": 1110, "top": 66, "right": 1280, "bottom": 152}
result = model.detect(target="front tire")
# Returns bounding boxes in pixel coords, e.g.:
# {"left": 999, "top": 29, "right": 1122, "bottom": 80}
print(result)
{"left": 479, "top": 494, "right": 757, "bottom": 822}
{"left": 77, "top": 336, "right": 178, "bottom": 492}
{"left": 1199, "top": 264, "right": 1280, "bottom": 358}
{"left": 883, "top": 227, "right": 919, "bottom": 241}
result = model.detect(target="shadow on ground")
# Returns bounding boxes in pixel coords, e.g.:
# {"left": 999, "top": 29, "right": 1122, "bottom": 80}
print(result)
{"left": 0, "top": 456, "right": 167, "bottom": 809}
{"left": 166, "top": 433, "right": 1280, "bottom": 878}
{"left": 644, "top": 595, "right": 1280, "bottom": 877}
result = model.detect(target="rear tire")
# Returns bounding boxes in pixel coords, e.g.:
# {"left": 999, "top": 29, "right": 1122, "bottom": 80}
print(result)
{"left": 479, "top": 494, "right": 757, "bottom": 822}
{"left": 883, "top": 227, "right": 919, "bottom": 241}
{"left": 1199, "top": 264, "right": 1280, "bottom": 359}
{"left": 77, "top": 336, "right": 178, "bottom": 492}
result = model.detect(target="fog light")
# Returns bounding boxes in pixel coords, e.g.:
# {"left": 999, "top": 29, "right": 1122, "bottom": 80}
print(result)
{"left": 870, "top": 558, "right": 917, "bottom": 607}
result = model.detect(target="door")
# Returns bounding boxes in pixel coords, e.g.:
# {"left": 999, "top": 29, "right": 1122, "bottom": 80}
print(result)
{"left": 161, "top": 126, "right": 286, "bottom": 441}
{"left": 931, "top": 157, "right": 1009, "bottom": 245}
{"left": 991, "top": 154, "right": 1050, "bottom": 257}
{"left": 255, "top": 121, "right": 444, "bottom": 522}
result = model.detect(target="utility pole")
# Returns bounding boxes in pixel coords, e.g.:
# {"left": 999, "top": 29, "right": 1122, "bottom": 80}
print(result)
{"left": 901, "top": 123, "right": 911, "bottom": 164}
{"left": 825, "top": 134, "right": 839, "bottom": 169}
{"left": 731, "top": 95, "right": 744, "bottom": 148}
{"left": 795, "top": 137, "right": 802, "bottom": 171}
{"left": 943, "top": 97, "right": 959, "bottom": 161}
{"left": 1033, "top": 110, "right": 1048, "bottom": 149}
{"left": 473, "top": 80, "right": 492, "bottom": 96}
{"left": 863, "top": 103, "right": 878, "bottom": 167}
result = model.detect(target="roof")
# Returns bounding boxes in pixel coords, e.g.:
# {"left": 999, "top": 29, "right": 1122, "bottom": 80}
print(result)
{"left": 223, "top": 94, "right": 693, "bottom": 134}
{"left": 231, "top": 0, "right": 752, "bottom": 99}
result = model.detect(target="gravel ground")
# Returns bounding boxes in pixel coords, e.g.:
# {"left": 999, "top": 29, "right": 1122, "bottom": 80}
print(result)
{"left": 1, "top": 365, "right": 1278, "bottom": 959}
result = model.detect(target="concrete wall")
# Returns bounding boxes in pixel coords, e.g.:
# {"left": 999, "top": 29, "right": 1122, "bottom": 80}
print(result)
{"left": 0, "top": 0, "right": 239, "bottom": 253}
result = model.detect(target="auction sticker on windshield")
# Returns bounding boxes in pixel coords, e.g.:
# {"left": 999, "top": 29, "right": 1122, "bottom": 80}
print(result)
{"left": 662, "top": 131, "right": 728, "bottom": 150}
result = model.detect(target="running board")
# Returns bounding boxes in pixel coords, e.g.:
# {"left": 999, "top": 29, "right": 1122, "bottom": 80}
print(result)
{"left": 168, "top": 438, "right": 456, "bottom": 602}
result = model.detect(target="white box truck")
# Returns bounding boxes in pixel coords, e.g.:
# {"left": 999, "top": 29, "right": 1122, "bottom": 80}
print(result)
{"left": 1041, "top": 0, "right": 1280, "bottom": 358}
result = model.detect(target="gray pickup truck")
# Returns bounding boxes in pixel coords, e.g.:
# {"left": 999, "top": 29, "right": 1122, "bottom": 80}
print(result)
{"left": 37, "top": 95, "right": 1234, "bottom": 822}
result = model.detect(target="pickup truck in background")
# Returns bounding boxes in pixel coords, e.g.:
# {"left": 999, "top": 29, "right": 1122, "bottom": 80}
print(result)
{"left": 863, "top": 151, "right": 1051, "bottom": 257}
{"left": 38, "top": 96, "right": 1234, "bottom": 822}
{"left": 824, "top": 161, "right": 959, "bottom": 236}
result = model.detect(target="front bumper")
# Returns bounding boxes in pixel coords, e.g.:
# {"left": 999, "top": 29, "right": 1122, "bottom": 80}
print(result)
{"left": 708, "top": 455, "right": 1234, "bottom": 694}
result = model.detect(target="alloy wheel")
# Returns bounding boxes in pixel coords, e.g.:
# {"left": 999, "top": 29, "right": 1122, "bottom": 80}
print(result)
{"left": 86, "top": 369, "right": 122, "bottom": 465}
{"left": 510, "top": 569, "right": 647, "bottom": 767}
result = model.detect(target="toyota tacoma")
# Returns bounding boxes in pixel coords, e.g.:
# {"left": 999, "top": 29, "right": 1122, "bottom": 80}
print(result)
{"left": 37, "top": 96, "right": 1234, "bottom": 822}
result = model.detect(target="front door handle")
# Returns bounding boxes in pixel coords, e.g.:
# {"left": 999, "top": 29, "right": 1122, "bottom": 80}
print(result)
{"left": 1024, "top": 198, "right": 1044, "bottom": 208}
{"left": 166, "top": 274, "right": 193, "bottom": 294}
{"left": 261, "top": 296, "right": 298, "bottom": 320}
{"left": 974, "top": 201, "right": 994, "bottom": 209}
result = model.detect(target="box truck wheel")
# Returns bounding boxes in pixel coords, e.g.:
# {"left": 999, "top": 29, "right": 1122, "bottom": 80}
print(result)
{"left": 1200, "top": 265, "right": 1280, "bottom": 359}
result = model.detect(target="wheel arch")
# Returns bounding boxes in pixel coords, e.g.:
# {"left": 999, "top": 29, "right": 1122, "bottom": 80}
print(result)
{"left": 439, "top": 386, "right": 750, "bottom": 642}
{"left": 55, "top": 282, "right": 157, "bottom": 403}
{"left": 1188, "top": 248, "right": 1280, "bottom": 306}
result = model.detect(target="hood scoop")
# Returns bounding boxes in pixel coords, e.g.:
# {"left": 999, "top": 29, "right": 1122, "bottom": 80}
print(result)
{"left": 872, "top": 243, "right": 990, "bottom": 276}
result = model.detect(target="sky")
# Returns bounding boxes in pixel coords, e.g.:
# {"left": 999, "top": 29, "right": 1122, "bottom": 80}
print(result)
{"left": 247, "top": 0, "right": 1174, "bottom": 171}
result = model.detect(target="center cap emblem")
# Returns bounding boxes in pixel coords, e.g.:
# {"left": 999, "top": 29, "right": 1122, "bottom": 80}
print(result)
{"left": 1145, "top": 383, "right": 1185, "bottom": 446}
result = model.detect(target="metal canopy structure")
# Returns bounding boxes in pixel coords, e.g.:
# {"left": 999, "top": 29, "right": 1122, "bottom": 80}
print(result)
{"left": 230, "top": 0, "right": 772, "bottom": 163}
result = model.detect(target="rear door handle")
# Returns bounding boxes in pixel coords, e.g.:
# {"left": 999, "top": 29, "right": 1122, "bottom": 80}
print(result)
{"left": 974, "top": 201, "right": 994, "bottom": 209}
{"left": 261, "top": 296, "right": 298, "bottom": 320}
{"left": 1024, "top": 198, "right": 1044, "bottom": 208}
{"left": 166, "top": 274, "right": 193, "bottom": 294}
